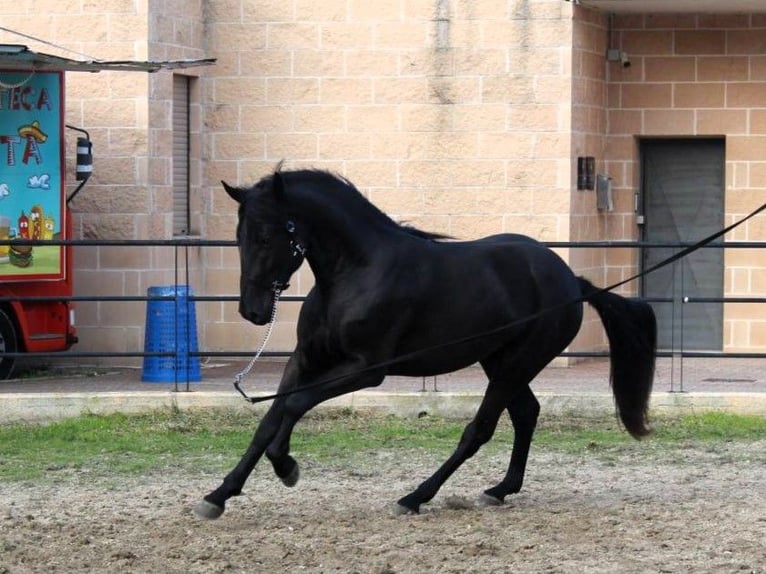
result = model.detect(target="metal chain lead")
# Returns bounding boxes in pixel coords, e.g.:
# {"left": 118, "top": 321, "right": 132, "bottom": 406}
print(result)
{"left": 233, "top": 288, "right": 282, "bottom": 401}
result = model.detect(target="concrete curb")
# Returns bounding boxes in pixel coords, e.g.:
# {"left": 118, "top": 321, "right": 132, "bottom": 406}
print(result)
{"left": 1, "top": 390, "right": 765, "bottom": 423}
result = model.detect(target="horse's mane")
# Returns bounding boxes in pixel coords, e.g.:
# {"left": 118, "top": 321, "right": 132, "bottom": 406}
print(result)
{"left": 280, "top": 169, "right": 451, "bottom": 241}
{"left": 399, "top": 224, "right": 451, "bottom": 240}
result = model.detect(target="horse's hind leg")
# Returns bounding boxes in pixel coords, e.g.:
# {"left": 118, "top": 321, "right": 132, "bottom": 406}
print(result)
{"left": 481, "top": 384, "right": 540, "bottom": 505}
{"left": 396, "top": 383, "right": 507, "bottom": 514}
{"left": 475, "top": 320, "right": 581, "bottom": 505}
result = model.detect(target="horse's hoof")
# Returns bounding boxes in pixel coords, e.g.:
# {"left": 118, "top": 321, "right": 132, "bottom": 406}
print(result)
{"left": 193, "top": 499, "right": 225, "bottom": 520}
{"left": 478, "top": 492, "right": 504, "bottom": 507}
{"left": 281, "top": 463, "right": 300, "bottom": 487}
{"left": 393, "top": 502, "right": 419, "bottom": 516}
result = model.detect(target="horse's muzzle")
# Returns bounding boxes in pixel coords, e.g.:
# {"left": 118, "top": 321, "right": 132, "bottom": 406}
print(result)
{"left": 239, "top": 297, "right": 273, "bottom": 326}
{"left": 241, "top": 310, "right": 268, "bottom": 325}
{"left": 240, "top": 307, "right": 271, "bottom": 326}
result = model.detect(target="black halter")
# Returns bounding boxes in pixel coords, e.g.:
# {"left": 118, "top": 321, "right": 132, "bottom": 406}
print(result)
{"left": 271, "top": 219, "right": 306, "bottom": 292}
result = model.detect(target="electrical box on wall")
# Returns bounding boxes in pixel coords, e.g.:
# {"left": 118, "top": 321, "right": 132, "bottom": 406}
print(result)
{"left": 596, "top": 174, "right": 613, "bottom": 211}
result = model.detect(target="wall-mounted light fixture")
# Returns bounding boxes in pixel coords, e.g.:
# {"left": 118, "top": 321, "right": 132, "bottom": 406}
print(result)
{"left": 577, "top": 156, "right": 595, "bottom": 191}
{"left": 65, "top": 124, "right": 93, "bottom": 204}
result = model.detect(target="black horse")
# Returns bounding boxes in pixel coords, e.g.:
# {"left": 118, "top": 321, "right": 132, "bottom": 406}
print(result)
{"left": 194, "top": 168, "right": 656, "bottom": 519}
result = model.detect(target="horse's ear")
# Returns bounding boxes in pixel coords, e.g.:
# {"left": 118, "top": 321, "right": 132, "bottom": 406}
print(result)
{"left": 272, "top": 170, "right": 286, "bottom": 203}
{"left": 222, "top": 180, "right": 244, "bottom": 204}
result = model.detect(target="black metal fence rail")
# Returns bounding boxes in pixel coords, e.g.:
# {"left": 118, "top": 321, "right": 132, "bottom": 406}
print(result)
{"left": 2, "top": 238, "right": 765, "bottom": 370}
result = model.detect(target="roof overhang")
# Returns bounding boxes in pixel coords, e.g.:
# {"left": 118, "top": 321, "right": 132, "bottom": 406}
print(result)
{"left": 575, "top": 0, "right": 766, "bottom": 13}
{"left": 0, "top": 44, "right": 215, "bottom": 73}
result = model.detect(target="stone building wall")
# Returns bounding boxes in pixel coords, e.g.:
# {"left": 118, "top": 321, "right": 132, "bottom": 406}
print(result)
{"left": 4, "top": 1, "right": 765, "bottom": 364}
{"left": 605, "top": 12, "right": 766, "bottom": 352}
{"left": 200, "top": 0, "right": 580, "bottom": 355}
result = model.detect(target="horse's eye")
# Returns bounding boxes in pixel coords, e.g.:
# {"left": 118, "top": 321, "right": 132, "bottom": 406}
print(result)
{"left": 258, "top": 233, "right": 270, "bottom": 246}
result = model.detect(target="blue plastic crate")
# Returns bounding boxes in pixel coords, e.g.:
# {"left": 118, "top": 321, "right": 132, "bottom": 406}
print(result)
{"left": 141, "top": 285, "right": 201, "bottom": 383}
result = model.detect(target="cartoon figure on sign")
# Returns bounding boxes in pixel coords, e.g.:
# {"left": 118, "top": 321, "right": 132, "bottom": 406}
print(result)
{"left": 0, "top": 214, "right": 9, "bottom": 261}
{"left": 12, "top": 210, "right": 34, "bottom": 267}
{"left": 43, "top": 216, "right": 55, "bottom": 240}
{"left": 18, "top": 211, "right": 29, "bottom": 239}
{"left": 30, "top": 205, "right": 43, "bottom": 240}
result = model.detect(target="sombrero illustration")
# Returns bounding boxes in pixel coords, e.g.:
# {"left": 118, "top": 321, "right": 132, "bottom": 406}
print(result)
{"left": 18, "top": 120, "right": 47, "bottom": 143}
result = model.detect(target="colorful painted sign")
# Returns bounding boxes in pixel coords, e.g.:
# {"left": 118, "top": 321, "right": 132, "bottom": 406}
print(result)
{"left": 0, "top": 70, "right": 65, "bottom": 280}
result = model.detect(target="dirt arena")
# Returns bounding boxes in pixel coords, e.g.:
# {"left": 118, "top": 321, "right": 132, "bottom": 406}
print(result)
{"left": 1, "top": 437, "right": 764, "bottom": 574}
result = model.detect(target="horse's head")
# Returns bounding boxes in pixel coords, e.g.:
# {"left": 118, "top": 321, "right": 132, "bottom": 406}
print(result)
{"left": 223, "top": 171, "right": 306, "bottom": 325}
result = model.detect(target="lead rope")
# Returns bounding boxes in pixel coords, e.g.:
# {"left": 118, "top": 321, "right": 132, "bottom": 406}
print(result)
{"left": 233, "top": 288, "right": 282, "bottom": 400}
{"left": 234, "top": 200, "right": 766, "bottom": 406}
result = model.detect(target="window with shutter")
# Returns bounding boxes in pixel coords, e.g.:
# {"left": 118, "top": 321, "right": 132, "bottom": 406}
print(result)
{"left": 173, "top": 74, "right": 190, "bottom": 236}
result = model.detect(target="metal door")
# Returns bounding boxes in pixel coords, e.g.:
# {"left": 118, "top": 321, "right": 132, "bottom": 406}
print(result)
{"left": 640, "top": 138, "right": 724, "bottom": 351}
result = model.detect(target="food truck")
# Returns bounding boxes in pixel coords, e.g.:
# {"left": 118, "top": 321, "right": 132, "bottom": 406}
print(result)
{"left": 0, "top": 64, "right": 74, "bottom": 379}
{"left": 0, "top": 44, "right": 212, "bottom": 378}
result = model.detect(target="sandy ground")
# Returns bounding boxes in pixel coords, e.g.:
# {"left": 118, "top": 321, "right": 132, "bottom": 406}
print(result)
{"left": 1, "top": 437, "right": 764, "bottom": 574}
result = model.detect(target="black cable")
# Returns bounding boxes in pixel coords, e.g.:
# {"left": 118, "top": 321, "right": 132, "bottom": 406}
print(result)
{"left": 238, "top": 202, "right": 766, "bottom": 404}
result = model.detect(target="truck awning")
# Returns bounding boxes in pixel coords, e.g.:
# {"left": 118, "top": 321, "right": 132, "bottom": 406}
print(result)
{"left": 0, "top": 44, "right": 215, "bottom": 73}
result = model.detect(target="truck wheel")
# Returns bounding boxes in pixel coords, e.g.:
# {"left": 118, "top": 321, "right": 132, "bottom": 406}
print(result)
{"left": 0, "top": 309, "right": 18, "bottom": 379}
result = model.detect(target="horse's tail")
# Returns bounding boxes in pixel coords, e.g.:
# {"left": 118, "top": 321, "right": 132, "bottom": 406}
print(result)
{"left": 578, "top": 277, "right": 657, "bottom": 439}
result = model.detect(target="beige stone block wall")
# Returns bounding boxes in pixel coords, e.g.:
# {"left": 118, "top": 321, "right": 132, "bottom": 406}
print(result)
{"left": 26, "top": 2, "right": 764, "bottom": 364}
{"left": 607, "top": 12, "right": 766, "bottom": 352}
{"left": 568, "top": 7, "right": 610, "bottom": 354}
{"left": 1, "top": 2, "right": 153, "bottom": 360}
{"left": 0, "top": 1, "right": 211, "bottom": 364}
{"left": 204, "top": 0, "right": 579, "bottom": 357}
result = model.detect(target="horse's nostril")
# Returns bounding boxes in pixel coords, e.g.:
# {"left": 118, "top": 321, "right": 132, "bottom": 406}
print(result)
{"left": 241, "top": 308, "right": 267, "bottom": 325}
{"left": 239, "top": 306, "right": 254, "bottom": 320}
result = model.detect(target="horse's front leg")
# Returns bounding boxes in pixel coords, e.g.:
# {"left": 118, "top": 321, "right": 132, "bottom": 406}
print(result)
{"left": 193, "top": 400, "right": 286, "bottom": 520}
{"left": 194, "top": 356, "right": 306, "bottom": 520}
{"left": 194, "top": 359, "right": 384, "bottom": 520}
{"left": 264, "top": 362, "right": 386, "bottom": 489}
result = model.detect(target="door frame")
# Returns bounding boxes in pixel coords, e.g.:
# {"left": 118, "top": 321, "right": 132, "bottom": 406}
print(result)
{"left": 637, "top": 136, "right": 725, "bottom": 352}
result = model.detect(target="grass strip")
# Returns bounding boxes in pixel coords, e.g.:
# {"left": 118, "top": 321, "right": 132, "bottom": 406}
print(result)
{"left": 0, "top": 408, "right": 763, "bottom": 483}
